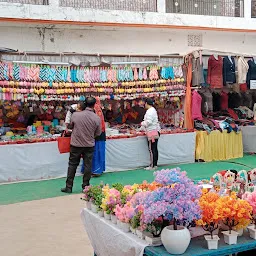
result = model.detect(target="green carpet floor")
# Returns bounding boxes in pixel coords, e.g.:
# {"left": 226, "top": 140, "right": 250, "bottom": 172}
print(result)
{"left": 1, "top": 155, "right": 256, "bottom": 205}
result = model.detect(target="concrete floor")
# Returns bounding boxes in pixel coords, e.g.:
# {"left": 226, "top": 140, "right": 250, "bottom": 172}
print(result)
{"left": 0, "top": 195, "right": 93, "bottom": 256}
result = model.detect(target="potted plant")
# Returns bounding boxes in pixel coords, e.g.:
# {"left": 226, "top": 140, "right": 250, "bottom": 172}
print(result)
{"left": 115, "top": 202, "right": 134, "bottom": 232}
{"left": 101, "top": 186, "right": 121, "bottom": 221}
{"left": 82, "top": 185, "right": 93, "bottom": 210}
{"left": 90, "top": 185, "right": 103, "bottom": 213}
{"left": 144, "top": 168, "right": 202, "bottom": 255}
{"left": 218, "top": 192, "right": 252, "bottom": 245}
{"left": 243, "top": 191, "right": 256, "bottom": 239}
{"left": 197, "top": 191, "right": 221, "bottom": 250}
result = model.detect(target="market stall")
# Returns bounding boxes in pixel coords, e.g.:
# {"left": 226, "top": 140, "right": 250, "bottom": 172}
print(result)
{"left": 0, "top": 56, "right": 198, "bottom": 182}
{"left": 188, "top": 50, "right": 256, "bottom": 161}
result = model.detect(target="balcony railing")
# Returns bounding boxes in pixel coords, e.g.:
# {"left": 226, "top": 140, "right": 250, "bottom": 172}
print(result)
{"left": 166, "top": 0, "right": 244, "bottom": 17}
{"left": 59, "top": 0, "right": 157, "bottom": 12}
{"left": 0, "top": 0, "right": 48, "bottom": 4}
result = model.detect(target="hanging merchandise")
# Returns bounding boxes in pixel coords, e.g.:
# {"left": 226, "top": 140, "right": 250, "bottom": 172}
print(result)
{"left": 246, "top": 58, "right": 256, "bottom": 89}
{"left": 237, "top": 56, "right": 249, "bottom": 85}
{"left": 207, "top": 55, "right": 223, "bottom": 89}
{"left": 223, "top": 56, "right": 236, "bottom": 86}
{"left": 191, "top": 90, "right": 203, "bottom": 121}
{"left": 192, "top": 51, "right": 204, "bottom": 87}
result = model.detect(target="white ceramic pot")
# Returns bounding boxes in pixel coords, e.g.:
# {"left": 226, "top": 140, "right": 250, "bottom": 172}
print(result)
{"left": 117, "top": 219, "right": 122, "bottom": 228}
{"left": 204, "top": 235, "right": 220, "bottom": 250}
{"left": 145, "top": 234, "right": 162, "bottom": 246}
{"left": 111, "top": 214, "right": 117, "bottom": 224}
{"left": 248, "top": 226, "right": 256, "bottom": 239}
{"left": 86, "top": 201, "right": 91, "bottom": 210}
{"left": 161, "top": 225, "right": 191, "bottom": 255}
{"left": 104, "top": 212, "right": 111, "bottom": 220}
{"left": 121, "top": 222, "right": 130, "bottom": 233}
{"left": 136, "top": 229, "right": 145, "bottom": 239}
{"left": 91, "top": 203, "right": 97, "bottom": 213}
{"left": 98, "top": 211, "right": 104, "bottom": 217}
{"left": 130, "top": 227, "right": 136, "bottom": 234}
{"left": 233, "top": 228, "right": 243, "bottom": 237}
{"left": 222, "top": 230, "right": 238, "bottom": 245}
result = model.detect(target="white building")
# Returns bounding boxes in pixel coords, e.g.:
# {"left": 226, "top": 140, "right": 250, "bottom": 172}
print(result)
{"left": 0, "top": 0, "right": 255, "bottom": 58}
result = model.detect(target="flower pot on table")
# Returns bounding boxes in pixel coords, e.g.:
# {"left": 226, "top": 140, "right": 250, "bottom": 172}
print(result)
{"left": 248, "top": 226, "right": 256, "bottom": 239}
{"left": 86, "top": 201, "right": 91, "bottom": 210}
{"left": 204, "top": 235, "right": 220, "bottom": 250}
{"left": 104, "top": 212, "right": 111, "bottom": 220}
{"left": 136, "top": 229, "right": 145, "bottom": 239}
{"left": 145, "top": 234, "right": 162, "bottom": 246}
{"left": 222, "top": 230, "right": 238, "bottom": 245}
{"left": 98, "top": 211, "right": 104, "bottom": 217}
{"left": 130, "top": 227, "right": 136, "bottom": 234}
{"left": 161, "top": 225, "right": 191, "bottom": 255}
{"left": 121, "top": 222, "right": 130, "bottom": 233}
{"left": 91, "top": 203, "right": 97, "bottom": 213}
{"left": 111, "top": 214, "right": 117, "bottom": 224}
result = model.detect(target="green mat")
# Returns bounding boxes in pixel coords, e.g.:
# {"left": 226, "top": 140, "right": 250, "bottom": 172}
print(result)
{"left": 1, "top": 155, "right": 256, "bottom": 205}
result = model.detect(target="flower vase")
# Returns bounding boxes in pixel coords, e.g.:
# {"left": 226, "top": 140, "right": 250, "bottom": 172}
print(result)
{"left": 233, "top": 228, "right": 243, "bottom": 237}
{"left": 204, "top": 235, "right": 220, "bottom": 250}
{"left": 98, "top": 211, "right": 104, "bottom": 217}
{"left": 121, "top": 222, "right": 130, "bottom": 233}
{"left": 86, "top": 201, "right": 91, "bottom": 210}
{"left": 91, "top": 203, "right": 97, "bottom": 213}
{"left": 247, "top": 226, "right": 256, "bottom": 240}
{"left": 145, "top": 234, "right": 162, "bottom": 246}
{"left": 222, "top": 230, "right": 238, "bottom": 245}
{"left": 130, "top": 227, "right": 136, "bottom": 234}
{"left": 136, "top": 229, "right": 145, "bottom": 239}
{"left": 117, "top": 219, "right": 121, "bottom": 228}
{"left": 104, "top": 211, "right": 111, "bottom": 220}
{"left": 161, "top": 225, "right": 191, "bottom": 255}
{"left": 111, "top": 214, "right": 117, "bottom": 224}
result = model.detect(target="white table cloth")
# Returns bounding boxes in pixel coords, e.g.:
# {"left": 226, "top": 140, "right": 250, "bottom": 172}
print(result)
{"left": 0, "top": 132, "right": 196, "bottom": 183}
{"left": 80, "top": 208, "right": 149, "bottom": 256}
{"left": 241, "top": 126, "right": 256, "bottom": 153}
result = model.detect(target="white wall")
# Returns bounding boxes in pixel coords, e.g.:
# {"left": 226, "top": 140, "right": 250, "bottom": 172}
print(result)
{"left": 1, "top": 26, "right": 256, "bottom": 57}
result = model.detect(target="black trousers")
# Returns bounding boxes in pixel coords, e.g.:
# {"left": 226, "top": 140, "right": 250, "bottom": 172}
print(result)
{"left": 148, "top": 139, "right": 159, "bottom": 167}
{"left": 66, "top": 145, "right": 94, "bottom": 189}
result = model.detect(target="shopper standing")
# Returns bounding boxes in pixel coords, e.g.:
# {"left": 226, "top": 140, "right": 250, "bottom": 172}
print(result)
{"left": 141, "top": 98, "right": 161, "bottom": 170}
{"left": 61, "top": 98, "right": 101, "bottom": 193}
{"left": 81, "top": 97, "right": 106, "bottom": 176}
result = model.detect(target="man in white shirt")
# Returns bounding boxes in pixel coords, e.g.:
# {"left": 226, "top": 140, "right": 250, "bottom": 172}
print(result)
{"left": 141, "top": 98, "right": 161, "bottom": 170}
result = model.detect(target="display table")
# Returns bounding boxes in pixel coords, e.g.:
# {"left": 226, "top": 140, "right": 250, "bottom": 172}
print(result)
{"left": 195, "top": 130, "right": 243, "bottom": 162}
{"left": 81, "top": 208, "right": 149, "bottom": 256}
{"left": 144, "top": 233, "right": 256, "bottom": 256}
{"left": 241, "top": 126, "right": 256, "bottom": 153}
{"left": 82, "top": 208, "right": 256, "bottom": 256}
{"left": 0, "top": 132, "right": 196, "bottom": 183}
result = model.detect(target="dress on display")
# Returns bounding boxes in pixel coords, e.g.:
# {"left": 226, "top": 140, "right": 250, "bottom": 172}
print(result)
{"left": 192, "top": 90, "right": 203, "bottom": 120}
{"left": 207, "top": 55, "right": 223, "bottom": 89}
{"left": 220, "top": 91, "right": 229, "bottom": 110}
{"left": 237, "top": 56, "right": 249, "bottom": 84}
{"left": 222, "top": 56, "right": 236, "bottom": 86}
{"left": 192, "top": 51, "right": 204, "bottom": 86}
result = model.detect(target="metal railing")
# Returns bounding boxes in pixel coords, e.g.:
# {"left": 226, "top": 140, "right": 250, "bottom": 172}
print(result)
{"left": 59, "top": 0, "right": 157, "bottom": 12}
{"left": 166, "top": 0, "right": 244, "bottom": 17}
{"left": 0, "top": 0, "right": 48, "bottom": 4}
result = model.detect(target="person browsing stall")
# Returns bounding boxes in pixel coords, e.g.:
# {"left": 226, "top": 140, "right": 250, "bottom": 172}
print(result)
{"left": 141, "top": 98, "right": 161, "bottom": 170}
{"left": 61, "top": 98, "right": 102, "bottom": 193}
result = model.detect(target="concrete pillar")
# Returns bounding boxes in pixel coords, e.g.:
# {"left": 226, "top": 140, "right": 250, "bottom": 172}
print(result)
{"left": 244, "top": 0, "right": 252, "bottom": 19}
{"left": 157, "top": 0, "right": 166, "bottom": 13}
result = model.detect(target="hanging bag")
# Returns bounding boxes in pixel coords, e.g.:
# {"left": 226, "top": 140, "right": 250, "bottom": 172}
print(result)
{"left": 57, "top": 131, "right": 71, "bottom": 154}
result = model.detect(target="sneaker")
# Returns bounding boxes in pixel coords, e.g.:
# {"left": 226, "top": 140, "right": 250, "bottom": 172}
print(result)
{"left": 144, "top": 166, "right": 153, "bottom": 170}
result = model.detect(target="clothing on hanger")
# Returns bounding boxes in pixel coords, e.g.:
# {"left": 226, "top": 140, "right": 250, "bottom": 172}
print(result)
{"left": 246, "top": 59, "right": 256, "bottom": 89}
{"left": 192, "top": 90, "right": 203, "bottom": 121}
{"left": 212, "top": 91, "right": 221, "bottom": 112}
{"left": 237, "top": 56, "right": 249, "bottom": 84}
{"left": 207, "top": 55, "right": 223, "bottom": 88}
{"left": 192, "top": 51, "right": 204, "bottom": 86}
{"left": 220, "top": 91, "right": 229, "bottom": 110}
{"left": 223, "top": 56, "right": 236, "bottom": 86}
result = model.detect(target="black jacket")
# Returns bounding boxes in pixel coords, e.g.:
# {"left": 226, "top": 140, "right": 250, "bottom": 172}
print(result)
{"left": 223, "top": 56, "right": 236, "bottom": 85}
{"left": 246, "top": 59, "right": 256, "bottom": 89}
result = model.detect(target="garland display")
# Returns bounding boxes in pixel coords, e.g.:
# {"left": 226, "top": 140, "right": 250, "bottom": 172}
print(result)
{"left": 0, "top": 62, "right": 186, "bottom": 101}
